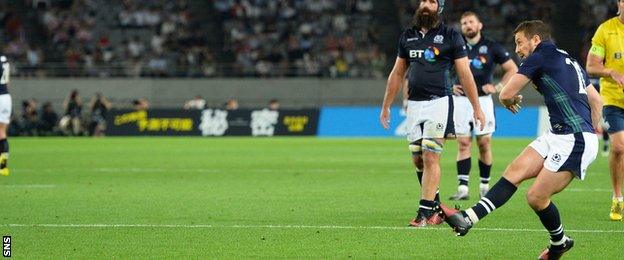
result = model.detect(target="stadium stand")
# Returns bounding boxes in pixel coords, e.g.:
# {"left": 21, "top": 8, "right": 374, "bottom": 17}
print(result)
{"left": 4, "top": 0, "right": 615, "bottom": 79}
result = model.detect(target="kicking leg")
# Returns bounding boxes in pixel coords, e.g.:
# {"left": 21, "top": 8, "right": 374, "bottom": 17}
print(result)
{"left": 442, "top": 146, "right": 544, "bottom": 235}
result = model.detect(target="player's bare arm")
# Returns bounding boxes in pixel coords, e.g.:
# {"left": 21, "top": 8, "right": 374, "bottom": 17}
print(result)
{"left": 380, "top": 57, "right": 409, "bottom": 129}
{"left": 499, "top": 73, "right": 530, "bottom": 114}
{"left": 491, "top": 60, "right": 519, "bottom": 93}
{"left": 587, "top": 50, "right": 624, "bottom": 86}
{"left": 585, "top": 84, "right": 604, "bottom": 131}
{"left": 454, "top": 56, "right": 485, "bottom": 129}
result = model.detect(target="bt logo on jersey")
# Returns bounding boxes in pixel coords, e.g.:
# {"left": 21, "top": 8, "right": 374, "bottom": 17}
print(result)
{"left": 470, "top": 56, "right": 488, "bottom": 69}
{"left": 409, "top": 46, "right": 440, "bottom": 62}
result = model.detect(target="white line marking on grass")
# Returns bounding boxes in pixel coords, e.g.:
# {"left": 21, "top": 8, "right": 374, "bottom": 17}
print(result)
{"left": 565, "top": 188, "right": 612, "bottom": 192}
{"left": 518, "top": 187, "right": 612, "bottom": 193}
{"left": 1, "top": 184, "right": 57, "bottom": 188}
{"left": 3, "top": 224, "right": 622, "bottom": 233}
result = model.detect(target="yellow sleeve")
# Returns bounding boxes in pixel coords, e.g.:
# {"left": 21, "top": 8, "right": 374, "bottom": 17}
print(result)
{"left": 590, "top": 24, "right": 607, "bottom": 58}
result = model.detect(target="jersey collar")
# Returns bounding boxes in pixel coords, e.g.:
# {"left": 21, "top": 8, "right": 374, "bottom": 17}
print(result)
{"left": 536, "top": 40, "right": 555, "bottom": 51}
{"left": 413, "top": 22, "right": 442, "bottom": 37}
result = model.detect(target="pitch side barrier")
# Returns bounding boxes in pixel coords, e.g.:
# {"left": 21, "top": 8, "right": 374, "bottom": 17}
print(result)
{"left": 106, "top": 106, "right": 548, "bottom": 137}
{"left": 106, "top": 108, "right": 319, "bottom": 136}
{"left": 317, "top": 106, "right": 548, "bottom": 138}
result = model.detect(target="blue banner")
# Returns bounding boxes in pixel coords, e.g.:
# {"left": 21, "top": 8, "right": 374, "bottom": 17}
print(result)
{"left": 318, "top": 106, "right": 541, "bottom": 137}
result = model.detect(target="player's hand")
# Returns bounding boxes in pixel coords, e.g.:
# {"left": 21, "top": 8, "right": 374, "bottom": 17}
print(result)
{"left": 594, "top": 124, "right": 603, "bottom": 135}
{"left": 380, "top": 107, "right": 391, "bottom": 129}
{"left": 505, "top": 95, "right": 523, "bottom": 114}
{"left": 452, "top": 85, "right": 464, "bottom": 96}
{"left": 609, "top": 70, "right": 624, "bottom": 86}
{"left": 481, "top": 84, "right": 497, "bottom": 94}
{"left": 473, "top": 108, "right": 486, "bottom": 131}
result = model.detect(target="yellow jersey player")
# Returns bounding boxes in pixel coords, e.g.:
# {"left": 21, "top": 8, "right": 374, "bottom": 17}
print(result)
{"left": 586, "top": 0, "right": 624, "bottom": 221}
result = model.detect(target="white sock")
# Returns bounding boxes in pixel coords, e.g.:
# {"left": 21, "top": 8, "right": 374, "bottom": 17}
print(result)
{"left": 615, "top": 196, "right": 624, "bottom": 202}
{"left": 550, "top": 235, "right": 569, "bottom": 246}
{"left": 465, "top": 208, "right": 479, "bottom": 224}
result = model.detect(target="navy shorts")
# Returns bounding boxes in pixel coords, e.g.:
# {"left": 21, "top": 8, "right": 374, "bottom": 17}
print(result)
{"left": 603, "top": 105, "right": 624, "bottom": 134}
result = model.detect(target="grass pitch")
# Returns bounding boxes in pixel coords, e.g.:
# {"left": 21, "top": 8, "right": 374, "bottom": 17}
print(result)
{"left": 1, "top": 137, "right": 621, "bottom": 258}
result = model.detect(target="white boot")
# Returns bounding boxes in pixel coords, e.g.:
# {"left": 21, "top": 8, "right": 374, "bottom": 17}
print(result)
{"left": 449, "top": 185, "right": 469, "bottom": 200}
{"left": 479, "top": 183, "right": 490, "bottom": 198}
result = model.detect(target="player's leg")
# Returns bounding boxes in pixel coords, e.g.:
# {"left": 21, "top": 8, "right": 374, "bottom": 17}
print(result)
{"left": 0, "top": 94, "right": 11, "bottom": 176}
{"left": 527, "top": 168, "right": 576, "bottom": 259}
{"left": 450, "top": 95, "right": 472, "bottom": 200}
{"left": 411, "top": 96, "right": 452, "bottom": 227}
{"left": 475, "top": 95, "right": 496, "bottom": 197}
{"left": 476, "top": 134, "right": 493, "bottom": 197}
{"left": 450, "top": 135, "right": 471, "bottom": 200}
{"left": 421, "top": 138, "right": 445, "bottom": 201}
{"left": 410, "top": 138, "right": 445, "bottom": 226}
{"left": 602, "top": 128, "right": 610, "bottom": 156}
{"left": 410, "top": 139, "right": 440, "bottom": 201}
{"left": 405, "top": 101, "right": 441, "bottom": 227}
{"left": 604, "top": 106, "right": 624, "bottom": 220}
{"left": 532, "top": 131, "right": 598, "bottom": 258}
{"left": 442, "top": 146, "right": 545, "bottom": 235}
{"left": 465, "top": 146, "right": 543, "bottom": 222}
{"left": 608, "top": 131, "right": 624, "bottom": 220}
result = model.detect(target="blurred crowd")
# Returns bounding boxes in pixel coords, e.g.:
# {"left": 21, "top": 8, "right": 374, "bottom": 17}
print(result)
{"left": 215, "top": 0, "right": 386, "bottom": 78}
{"left": 0, "top": 0, "right": 618, "bottom": 78}
{"left": 2, "top": 0, "right": 216, "bottom": 78}
{"left": 579, "top": 0, "right": 618, "bottom": 65}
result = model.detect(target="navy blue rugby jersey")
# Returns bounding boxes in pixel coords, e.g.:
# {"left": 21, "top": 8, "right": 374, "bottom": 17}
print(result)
{"left": 457, "top": 36, "right": 512, "bottom": 96}
{"left": 518, "top": 41, "right": 594, "bottom": 134}
{"left": 397, "top": 23, "right": 467, "bottom": 101}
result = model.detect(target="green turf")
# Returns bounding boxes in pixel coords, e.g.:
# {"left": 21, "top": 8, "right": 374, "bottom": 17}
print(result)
{"left": 0, "top": 137, "right": 621, "bottom": 258}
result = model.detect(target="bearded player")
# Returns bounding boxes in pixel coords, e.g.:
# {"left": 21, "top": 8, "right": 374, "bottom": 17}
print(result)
{"left": 380, "top": 0, "right": 485, "bottom": 227}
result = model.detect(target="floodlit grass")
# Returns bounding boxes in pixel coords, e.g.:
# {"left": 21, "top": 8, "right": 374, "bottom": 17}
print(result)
{"left": 1, "top": 137, "right": 621, "bottom": 258}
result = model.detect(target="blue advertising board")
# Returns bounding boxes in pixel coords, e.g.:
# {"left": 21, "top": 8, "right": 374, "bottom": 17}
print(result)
{"left": 318, "top": 106, "right": 541, "bottom": 138}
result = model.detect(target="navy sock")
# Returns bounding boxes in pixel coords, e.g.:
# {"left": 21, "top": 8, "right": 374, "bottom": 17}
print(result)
{"left": 0, "top": 138, "right": 8, "bottom": 168}
{"left": 0, "top": 138, "right": 8, "bottom": 154}
{"left": 417, "top": 171, "right": 423, "bottom": 185}
{"left": 457, "top": 158, "right": 471, "bottom": 186}
{"left": 465, "top": 177, "right": 517, "bottom": 223}
{"left": 419, "top": 199, "right": 437, "bottom": 212}
{"left": 536, "top": 202, "right": 565, "bottom": 245}
{"left": 478, "top": 160, "right": 491, "bottom": 184}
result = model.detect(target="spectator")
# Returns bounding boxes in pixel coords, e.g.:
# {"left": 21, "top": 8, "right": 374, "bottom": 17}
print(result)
{"left": 133, "top": 97, "right": 149, "bottom": 110}
{"left": 59, "top": 89, "right": 82, "bottom": 136}
{"left": 268, "top": 99, "right": 280, "bottom": 111}
{"left": 88, "top": 93, "right": 112, "bottom": 136}
{"left": 21, "top": 99, "right": 39, "bottom": 135}
{"left": 38, "top": 102, "right": 58, "bottom": 135}
{"left": 184, "top": 95, "right": 206, "bottom": 110}
{"left": 224, "top": 99, "right": 239, "bottom": 110}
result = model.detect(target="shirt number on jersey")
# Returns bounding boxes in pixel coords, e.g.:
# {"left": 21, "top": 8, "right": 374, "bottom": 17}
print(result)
{"left": 0, "top": 63, "right": 9, "bottom": 85}
{"left": 565, "top": 58, "right": 587, "bottom": 95}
